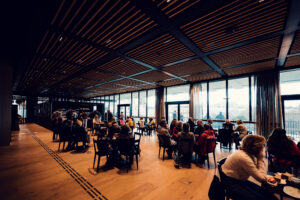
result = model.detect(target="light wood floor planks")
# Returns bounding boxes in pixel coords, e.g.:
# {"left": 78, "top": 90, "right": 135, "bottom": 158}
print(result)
{"left": 0, "top": 123, "right": 234, "bottom": 200}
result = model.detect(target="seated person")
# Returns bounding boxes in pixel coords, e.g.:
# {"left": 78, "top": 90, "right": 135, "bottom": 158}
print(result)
{"left": 108, "top": 122, "right": 121, "bottom": 138}
{"left": 195, "top": 123, "right": 216, "bottom": 163}
{"left": 233, "top": 119, "right": 247, "bottom": 149}
{"left": 207, "top": 119, "right": 214, "bottom": 131}
{"left": 147, "top": 117, "right": 156, "bottom": 135}
{"left": 222, "top": 119, "right": 235, "bottom": 149}
{"left": 117, "top": 124, "right": 133, "bottom": 139}
{"left": 177, "top": 123, "right": 195, "bottom": 167}
{"left": 157, "top": 121, "right": 177, "bottom": 159}
{"left": 187, "top": 117, "right": 196, "bottom": 133}
{"left": 267, "top": 128, "right": 300, "bottom": 170}
{"left": 172, "top": 121, "right": 183, "bottom": 139}
{"left": 107, "top": 117, "right": 116, "bottom": 127}
{"left": 93, "top": 114, "right": 102, "bottom": 132}
{"left": 194, "top": 120, "right": 204, "bottom": 136}
{"left": 170, "top": 118, "right": 177, "bottom": 134}
{"left": 222, "top": 135, "right": 277, "bottom": 200}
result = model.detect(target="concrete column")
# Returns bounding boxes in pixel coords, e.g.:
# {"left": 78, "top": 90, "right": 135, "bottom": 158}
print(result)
{"left": 0, "top": 58, "right": 13, "bottom": 146}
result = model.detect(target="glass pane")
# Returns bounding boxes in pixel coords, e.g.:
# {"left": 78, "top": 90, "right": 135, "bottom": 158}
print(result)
{"left": 104, "top": 96, "right": 109, "bottom": 111}
{"left": 109, "top": 95, "right": 114, "bottom": 114}
{"left": 126, "top": 106, "right": 130, "bottom": 118}
{"left": 167, "top": 84, "right": 190, "bottom": 102}
{"left": 228, "top": 77, "right": 249, "bottom": 121}
{"left": 147, "top": 89, "right": 156, "bottom": 117}
{"left": 120, "top": 93, "right": 131, "bottom": 104}
{"left": 132, "top": 92, "right": 139, "bottom": 116}
{"left": 280, "top": 69, "right": 300, "bottom": 95}
{"left": 114, "top": 94, "right": 119, "bottom": 116}
{"left": 201, "top": 83, "right": 207, "bottom": 119}
{"left": 179, "top": 104, "right": 189, "bottom": 122}
{"left": 209, "top": 80, "right": 226, "bottom": 120}
{"left": 139, "top": 91, "right": 146, "bottom": 117}
{"left": 251, "top": 76, "right": 256, "bottom": 122}
{"left": 284, "top": 100, "right": 300, "bottom": 141}
{"left": 168, "top": 104, "right": 178, "bottom": 124}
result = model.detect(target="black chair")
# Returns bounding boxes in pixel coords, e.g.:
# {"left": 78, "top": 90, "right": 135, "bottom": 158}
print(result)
{"left": 116, "top": 138, "right": 137, "bottom": 172}
{"left": 176, "top": 137, "right": 194, "bottom": 168}
{"left": 195, "top": 138, "right": 216, "bottom": 168}
{"left": 217, "top": 158, "right": 233, "bottom": 200}
{"left": 87, "top": 119, "right": 93, "bottom": 135}
{"left": 73, "top": 126, "right": 87, "bottom": 150}
{"left": 268, "top": 151, "right": 300, "bottom": 175}
{"left": 93, "top": 138, "right": 110, "bottom": 172}
{"left": 157, "top": 134, "right": 171, "bottom": 161}
{"left": 134, "top": 132, "right": 142, "bottom": 157}
{"left": 58, "top": 125, "right": 70, "bottom": 152}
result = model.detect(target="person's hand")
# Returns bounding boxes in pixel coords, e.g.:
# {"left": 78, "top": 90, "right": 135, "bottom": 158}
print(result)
{"left": 257, "top": 147, "right": 265, "bottom": 160}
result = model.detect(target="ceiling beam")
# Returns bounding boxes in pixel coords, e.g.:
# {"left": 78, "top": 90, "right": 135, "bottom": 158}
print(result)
{"left": 131, "top": 0, "right": 226, "bottom": 77}
{"left": 276, "top": 0, "right": 300, "bottom": 68}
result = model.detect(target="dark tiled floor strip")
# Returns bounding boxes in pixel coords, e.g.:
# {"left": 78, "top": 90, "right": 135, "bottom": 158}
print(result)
{"left": 24, "top": 128, "right": 108, "bottom": 200}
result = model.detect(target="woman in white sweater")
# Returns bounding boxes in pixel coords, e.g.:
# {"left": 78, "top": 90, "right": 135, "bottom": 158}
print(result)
{"left": 222, "top": 135, "right": 277, "bottom": 200}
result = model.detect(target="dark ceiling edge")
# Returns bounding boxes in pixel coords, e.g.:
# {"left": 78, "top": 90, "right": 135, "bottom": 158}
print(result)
{"left": 276, "top": 0, "right": 300, "bottom": 68}
{"left": 131, "top": 0, "right": 226, "bottom": 77}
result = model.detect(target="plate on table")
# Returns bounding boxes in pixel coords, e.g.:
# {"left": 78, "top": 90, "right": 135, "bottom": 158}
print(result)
{"left": 267, "top": 175, "right": 278, "bottom": 187}
{"left": 283, "top": 186, "right": 300, "bottom": 199}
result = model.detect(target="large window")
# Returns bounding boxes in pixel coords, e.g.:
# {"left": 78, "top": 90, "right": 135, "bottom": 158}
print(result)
{"left": 114, "top": 94, "right": 119, "bottom": 116}
{"left": 132, "top": 92, "right": 139, "bottom": 116}
{"left": 109, "top": 95, "right": 114, "bottom": 113}
{"left": 200, "top": 83, "right": 207, "bottom": 119}
{"left": 280, "top": 69, "right": 300, "bottom": 95}
{"left": 104, "top": 96, "right": 109, "bottom": 111}
{"left": 167, "top": 84, "right": 190, "bottom": 102}
{"left": 139, "top": 91, "right": 146, "bottom": 117}
{"left": 120, "top": 93, "right": 131, "bottom": 104}
{"left": 209, "top": 80, "right": 226, "bottom": 119}
{"left": 228, "top": 77, "right": 249, "bottom": 121}
{"left": 147, "top": 89, "right": 156, "bottom": 117}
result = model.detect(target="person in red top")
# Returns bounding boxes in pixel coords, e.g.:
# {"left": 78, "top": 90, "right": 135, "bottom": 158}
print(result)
{"left": 172, "top": 121, "right": 182, "bottom": 140}
{"left": 195, "top": 123, "right": 216, "bottom": 163}
{"left": 267, "top": 128, "right": 300, "bottom": 170}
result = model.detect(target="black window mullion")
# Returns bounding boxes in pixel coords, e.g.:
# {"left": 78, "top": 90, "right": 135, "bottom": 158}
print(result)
{"left": 226, "top": 78, "right": 229, "bottom": 119}
{"left": 249, "top": 76, "right": 252, "bottom": 122}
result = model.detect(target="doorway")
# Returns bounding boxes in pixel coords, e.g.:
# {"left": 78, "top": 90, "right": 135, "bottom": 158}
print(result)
{"left": 166, "top": 101, "right": 189, "bottom": 124}
{"left": 117, "top": 104, "right": 131, "bottom": 120}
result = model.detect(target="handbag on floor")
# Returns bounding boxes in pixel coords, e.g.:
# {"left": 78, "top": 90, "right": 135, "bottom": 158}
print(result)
{"left": 208, "top": 169, "right": 225, "bottom": 200}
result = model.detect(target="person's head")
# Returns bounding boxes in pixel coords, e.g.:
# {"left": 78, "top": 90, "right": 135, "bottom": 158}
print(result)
{"left": 161, "top": 117, "right": 166, "bottom": 121}
{"left": 120, "top": 124, "right": 131, "bottom": 135}
{"left": 94, "top": 114, "right": 99, "bottom": 119}
{"left": 225, "top": 119, "right": 230, "bottom": 124}
{"left": 112, "top": 121, "right": 118, "bottom": 128}
{"left": 111, "top": 116, "right": 116, "bottom": 121}
{"left": 149, "top": 117, "right": 153, "bottom": 122}
{"left": 176, "top": 121, "right": 183, "bottom": 130}
{"left": 267, "top": 128, "right": 292, "bottom": 152}
{"left": 159, "top": 120, "right": 166, "bottom": 128}
{"left": 208, "top": 119, "right": 213, "bottom": 124}
{"left": 183, "top": 123, "right": 190, "bottom": 133}
{"left": 240, "top": 135, "right": 266, "bottom": 156}
{"left": 171, "top": 118, "right": 177, "bottom": 125}
{"left": 204, "top": 123, "right": 210, "bottom": 130}
{"left": 107, "top": 110, "right": 110, "bottom": 113}
{"left": 188, "top": 117, "right": 193, "bottom": 122}
{"left": 236, "top": 119, "right": 243, "bottom": 125}
{"left": 197, "top": 120, "right": 203, "bottom": 126}
{"left": 140, "top": 117, "right": 143, "bottom": 120}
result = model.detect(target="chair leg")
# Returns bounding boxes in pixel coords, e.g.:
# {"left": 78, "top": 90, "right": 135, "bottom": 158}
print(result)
{"left": 158, "top": 146, "right": 161, "bottom": 158}
{"left": 163, "top": 148, "right": 165, "bottom": 161}
{"left": 58, "top": 141, "right": 61, "bottom": 152}
{"left": 213, "top": 151, "right": 216, "bottom": 168}
{"left": 93, "top": 154, "right": 96, "bottom": 169}
{"left": 97, "top": 155, "right": 101, "bottom": 172}
{"left": 207, "top": 155, "right": 210, "bottom": 168}
{"left": 126, "top": 156, "right": 129, "bottom": 173}
{"left": 63, "top": 141, "right": 66, "bottom": 151}
{"left": 136, "top": 154, "right": 139, "bottom": 170}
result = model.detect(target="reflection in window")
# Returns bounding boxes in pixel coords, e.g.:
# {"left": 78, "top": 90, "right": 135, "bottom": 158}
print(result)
{"left": 139, "top": 91, "right": 146, "bottom": 117}
{"left": 120, "top": 93, "right": 131, "bottom": 104}
{"left": 147, "top": 89, "right": 156, "bottom": 117}
{"left": 228, "top": 77, "right": 249, "bottom": 121}
{"left": 209, "top": 81, "right": 226, "bottom": 119}
{"left": 167, "top": 84, "right": 190, "bottom": 102}
{"left": 280, "top": 69, "right": 300, "bottom": 95}
{"left": 132, "top": 92, "right": 139, "bottom": 116}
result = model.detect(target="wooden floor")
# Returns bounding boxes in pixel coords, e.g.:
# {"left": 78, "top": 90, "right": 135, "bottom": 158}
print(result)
{"left": 0, "top": 123, "right": 233, "bottom": 200}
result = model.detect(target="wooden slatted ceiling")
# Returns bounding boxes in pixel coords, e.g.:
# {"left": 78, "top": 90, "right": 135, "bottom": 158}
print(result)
{"left": 96, "top": 57, "right": 149, "bottom": 76}
{"left": 209, "top": 37, "right": 280, "bottom": 68}
{"left": 158, "top": 79, "right": 185, "bottom": 86}
{"left": 181, "top": 0, "right": 288, "bottom": 52}
{"left": 113, "top": 79, "right": 144, "bottom": 86}
{"left": 163, "top": 59, "right": 211, "bottom": 76}
{"left": 285, "top": 56, "right": 300, "bottom": 68}
{"left": 125, "top": 33, "right": 195, "bottom": 66}
{"left": 51, "top": 0, "right": 158, "bottom": 50}
{"left": 82, "top": 70, "right": 119, "bottom": 82}
{"left": 132, "top": 71, "right": 172, "bottom": 82}
{"left": 187, "top": 72, "right": 221, "bottom": 82}
{"left": 137, "top": 84, "right": 158, "bottom": 90}
{"left": 224, "top": 60, "right": 276, "bottom": 76}
{"left": 290, "top": 31, "right": 300, "bottom": 54}
{"left": 152, "top": 0, "right": 201, "bottom": 19}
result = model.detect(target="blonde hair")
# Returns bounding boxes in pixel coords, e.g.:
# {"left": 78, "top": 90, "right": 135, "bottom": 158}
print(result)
{"left": 240, "top": 135, "right": 266, "bottom": 156}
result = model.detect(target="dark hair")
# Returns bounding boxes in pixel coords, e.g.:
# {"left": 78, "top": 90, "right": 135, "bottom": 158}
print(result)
{"left": 176, "top": 121, "right": 183, "bottom": 131}
{"left": 159, "top": 120, "right": 166, "bottom": 127}
{"left": 204, "top": 123, "right": 210, "bottom": 130}
{"left": 267, "top": 128, "right": 293, "bottom": 153}
{"left": 120, "top": 124, "right": 131, "bottom": 135}
{"left": 183, "top": 123, "right": 190, "bottom": 132}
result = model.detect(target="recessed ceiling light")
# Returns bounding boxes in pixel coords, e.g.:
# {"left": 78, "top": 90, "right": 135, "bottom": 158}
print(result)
{"left": 106, "top": 39, "right": 111, "bottom": 44}
{"left": 258, "top": 0, "right": 264, "bottom": 2}
{"left": 163, "top": 39, "right": 171, "bottom": 44}
{"left": 167, "top": 0, "right": 171, "bottom": 3}
{"left": 59, "top": 36, "right": 63, "bottom": 42}
{"left": 43, "top": 58, "right": 48, "bottom": 62}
